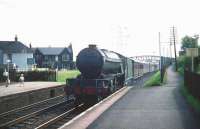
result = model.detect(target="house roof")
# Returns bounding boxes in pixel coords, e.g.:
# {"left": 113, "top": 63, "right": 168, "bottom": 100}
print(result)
{"left": 0, "top": 41, "right": 33, "bottom": 53}
{"left": 35, "top": 47, "right": 72, "bottom": 55}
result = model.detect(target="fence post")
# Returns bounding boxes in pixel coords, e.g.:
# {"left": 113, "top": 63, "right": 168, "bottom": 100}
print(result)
{"left": 55, "top": 71, "right": 57, "bottom": 81}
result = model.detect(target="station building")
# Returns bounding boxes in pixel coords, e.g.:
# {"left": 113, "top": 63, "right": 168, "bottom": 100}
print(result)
{"left": 33, "top": 44, "right": 73, "bottom": 70}
{"left": 0, "top": 36, "right": 34, "bottom": 70}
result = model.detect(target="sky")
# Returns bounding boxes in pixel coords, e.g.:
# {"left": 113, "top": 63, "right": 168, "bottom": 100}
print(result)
{"left": 0, "top": 0, "right": 200, "bottom": 60}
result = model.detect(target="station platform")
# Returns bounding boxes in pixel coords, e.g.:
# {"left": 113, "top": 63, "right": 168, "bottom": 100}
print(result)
{"left": 88, "top": 66, "right": 200, "bottom": 129}
{"left": 60, "top": 66, "right": 200, "bottom": 129}
{"left": 0, "top": 82, "right": 65, "bottom": 114}
{"left": 0, "top": 82, "right": 63, "bottom": 97}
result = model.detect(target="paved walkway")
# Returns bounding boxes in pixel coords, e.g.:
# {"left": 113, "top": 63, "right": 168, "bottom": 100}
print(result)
{"left": 0, "top": 82, "right": 63, "bottom": 97}
{"left": 88, "top": 66, "right": 200, "bottom": 129}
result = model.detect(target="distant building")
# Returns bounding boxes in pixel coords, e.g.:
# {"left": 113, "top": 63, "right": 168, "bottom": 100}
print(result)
{"left": 33, "top": 44, "right": 73, "bottom": 69}
{"left": 0, "top": 36, "right": 34, "bottom": 70}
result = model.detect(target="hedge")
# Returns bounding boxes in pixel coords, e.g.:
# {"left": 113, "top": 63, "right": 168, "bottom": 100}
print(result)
{"left": 0, "top": 69, "right": 56, "bottom": 82}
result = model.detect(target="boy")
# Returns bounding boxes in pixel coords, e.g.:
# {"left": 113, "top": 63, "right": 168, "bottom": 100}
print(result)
{"left": 19, "top": 74, "right": 24, "bottom": 86}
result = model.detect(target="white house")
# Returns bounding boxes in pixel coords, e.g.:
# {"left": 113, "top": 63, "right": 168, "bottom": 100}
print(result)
{"left": 0, "top": 36, "right": 34, "bottom": 70}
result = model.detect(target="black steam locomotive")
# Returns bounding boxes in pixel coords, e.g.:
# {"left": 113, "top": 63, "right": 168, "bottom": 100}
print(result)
{"left": 66, "top": 45, "right": 158, "bottom": 104}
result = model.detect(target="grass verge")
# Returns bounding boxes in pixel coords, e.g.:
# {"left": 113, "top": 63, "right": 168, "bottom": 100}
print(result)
{"left": 181, "top": 85, "right": 200, "bottom": 113}
{"left": 57, "top": 70, "right": 80, "bottom": 82}
{"left": 163, "top": 70, "right": 167, "bottom": 84}
{"left": 144, "top": 71, "right": 161, "bottom": 87}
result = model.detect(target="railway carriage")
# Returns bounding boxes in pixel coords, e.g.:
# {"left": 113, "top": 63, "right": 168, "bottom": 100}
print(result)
{"left": 143, "top": 62, "right": 151, "bottom": 73}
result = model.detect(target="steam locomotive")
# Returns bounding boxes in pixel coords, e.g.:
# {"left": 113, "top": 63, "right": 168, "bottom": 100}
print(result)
{"left": 66, "top": 45, "right": 158, "bottom": 104}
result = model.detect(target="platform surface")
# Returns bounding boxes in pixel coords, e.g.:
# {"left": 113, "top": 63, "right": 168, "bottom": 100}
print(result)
{"left": 0, "top": 82, "right": 63, "bottom": 97}
{"left": 88, "top": 66, "right": 200, "bottom": 129}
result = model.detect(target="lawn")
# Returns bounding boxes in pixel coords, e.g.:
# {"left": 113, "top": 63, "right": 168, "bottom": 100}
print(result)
{"left": 57, "top": 70, "right": 80, "bottom": 82}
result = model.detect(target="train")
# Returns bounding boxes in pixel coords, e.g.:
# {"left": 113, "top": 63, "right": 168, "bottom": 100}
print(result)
{"left": 65, "top": 45, "right": 159, "bottom": 105}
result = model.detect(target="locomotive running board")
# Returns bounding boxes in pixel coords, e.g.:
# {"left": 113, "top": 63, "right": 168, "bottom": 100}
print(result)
{"left": 59, "top": 86, "right": 132, "bottom": 129}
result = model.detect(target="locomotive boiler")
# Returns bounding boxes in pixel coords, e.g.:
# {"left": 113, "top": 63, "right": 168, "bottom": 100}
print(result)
{"left": 76, "top": 44, "right": 123, "bottom": 79}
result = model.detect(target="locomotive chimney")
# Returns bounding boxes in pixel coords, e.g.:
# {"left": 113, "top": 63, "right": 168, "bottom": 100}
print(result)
{"left": 89, "top": 44, "right": 97, "bottom": 49}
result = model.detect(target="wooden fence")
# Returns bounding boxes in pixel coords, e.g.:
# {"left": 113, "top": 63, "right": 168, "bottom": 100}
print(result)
{"left": 184, "top": 70, "right": 200, "bottom": 99}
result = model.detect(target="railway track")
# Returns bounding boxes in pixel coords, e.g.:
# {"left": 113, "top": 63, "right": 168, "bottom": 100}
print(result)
{"left": 0, "top": 87, "right": 125, "bottom": 129}
{"left": 35, "top": 104, "right": 86, "bottom": 129}
{"left": 0, "top": 95, "right": 75, "bottom": 129}
{"left": 35, "top": 87, "right": 128, "bottom": 129}
{"left": 0, "top": 95, "right": 69, "bottom": 125}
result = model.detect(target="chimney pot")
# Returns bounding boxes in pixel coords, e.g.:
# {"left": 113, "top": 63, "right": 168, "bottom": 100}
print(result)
{"left": 29, "top": 43, "right": 32, "bottom": 48}
{"left": 15, "top": 35, "right": 18, "bottom": 42}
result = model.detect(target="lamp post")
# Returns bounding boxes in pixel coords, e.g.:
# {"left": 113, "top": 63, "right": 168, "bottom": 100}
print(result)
{"left": 55, "top": 56, "right": 58, "bottom": 81}
{"left": 6, "top": 59, "right": 11, "bottom": 86}
{"left": 13, "top": 63, "right": 16, "bottom": 81}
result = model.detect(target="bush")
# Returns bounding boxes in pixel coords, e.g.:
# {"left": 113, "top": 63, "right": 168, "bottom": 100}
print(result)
{"left": 17, "top": 70, "right": 56, "bottom": 82}
{"left": 177, "top": 56, "right": 191, "bottom": 70}
{"left": 177, "top": 55, "right": 200, "bottom": 74}
{"left": 0, "top": 69, "right": 16, "bottom": 82}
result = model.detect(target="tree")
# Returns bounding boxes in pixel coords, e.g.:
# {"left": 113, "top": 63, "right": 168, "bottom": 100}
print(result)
{"left": 181, "top": 35, "right": 199, "bottom": 51}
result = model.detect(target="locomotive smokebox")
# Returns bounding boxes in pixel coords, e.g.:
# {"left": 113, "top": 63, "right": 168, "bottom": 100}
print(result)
{"left": 76, "top": 44, "right": 122, "bottom": 79}
{"left": 76, "top": 45, "right": 104, "bottom": 78}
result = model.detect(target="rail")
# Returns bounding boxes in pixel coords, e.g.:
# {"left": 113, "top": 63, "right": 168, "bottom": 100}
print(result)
{"left": 0, "top": 94, "right": 65, "bottom": 118}
{"left": 35, "top": 104, "right": 85, "bottom": 129}
{"left": 0, "top": 98, "right": 75, "bottom": 129}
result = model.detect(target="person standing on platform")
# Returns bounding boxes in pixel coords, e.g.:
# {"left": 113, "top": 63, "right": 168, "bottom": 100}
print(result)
{"left": 19, "top": 74, "right": 24, "bottom": 86}
{"left": 3, "top": 69, "right": 9, "bottom": 87}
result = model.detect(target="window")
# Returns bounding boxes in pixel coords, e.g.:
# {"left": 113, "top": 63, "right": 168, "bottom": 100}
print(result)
{"left": 55, "top": 56, "right": 58, "bottom": 61}
{"left": 62, "top": 54, "right": 69, "bottom": 61}
{"left": 7, "top": 54, "right": 12, "bottom": 62}
{"left": 44, "top": 56, "right": 48, "bottom": 61}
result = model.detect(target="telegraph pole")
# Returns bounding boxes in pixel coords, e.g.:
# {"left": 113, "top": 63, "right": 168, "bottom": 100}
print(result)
{"left": 159, "top": 32, "right": 164, "bottom": 83}
{"left": 169, "top": 38, "right": 172, "bottom": 63}
{"left": 172, "top": 26, "right": 178, "bottom": 71}
{"left": 159, "top": 32, "right": 161, "bottom": 70}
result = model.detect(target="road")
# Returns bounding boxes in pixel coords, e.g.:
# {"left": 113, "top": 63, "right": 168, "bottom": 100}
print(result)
{"left": 88, "top": 66, "right": 200, "bottom": 129}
